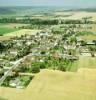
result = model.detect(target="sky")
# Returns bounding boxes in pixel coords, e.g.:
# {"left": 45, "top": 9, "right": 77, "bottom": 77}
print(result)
{"left": 0, "top": 0, "right": 96, "bottom": 8}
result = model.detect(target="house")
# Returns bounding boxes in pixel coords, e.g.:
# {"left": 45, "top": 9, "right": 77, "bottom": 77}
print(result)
{"left": 76, "top": 37, "right": 83, "bottom": 46}
{"left": 9, "top": 78, "right": 23, "bottom": 88}
{"left": 86, "top": 41, "right": 96, "bottom": 45}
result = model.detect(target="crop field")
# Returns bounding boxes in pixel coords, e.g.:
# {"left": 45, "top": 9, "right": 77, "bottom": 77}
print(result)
{"left": 55, "top": 11, "right": 96, "bottom": 21}
{"left": 0, "top": 29, "right": 41, "bottom": 41}
{"left": 80, "top": 35, "right": 96, "bottom": 41}
{"left": 0, "top": 69, "right": 96, "bottom": 100}
{"left": 70, "top": 56, "right": 96, "bottom": 71}
{"left": 0, "top": 23, "right": 29, "bottom": 28}
{"left": 4, "top": 29, "right": 41, "bottom": 37}
{"left": 0, "top": 23, "right": 31, "bottom": 36}
{"left": 0, "top": 27, "right": 19, "bottom": 35}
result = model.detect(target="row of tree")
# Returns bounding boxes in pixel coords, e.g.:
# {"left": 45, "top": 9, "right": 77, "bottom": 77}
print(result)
{"left": 0, "top": 18, "right": 94, "bottom": 25}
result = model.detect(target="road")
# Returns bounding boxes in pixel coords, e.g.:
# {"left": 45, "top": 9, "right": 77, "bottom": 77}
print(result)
{"left": 0, "top": 49, "right": 53, "bottom": 86}
{"left": 0, "top": 53, "right": 33, "bottom": 86}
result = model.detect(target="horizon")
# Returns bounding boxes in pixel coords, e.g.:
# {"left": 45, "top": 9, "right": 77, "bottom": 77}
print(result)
{"left": 0, "top": 0, "right": 96, "bottom": 8}
{"left": 0, "top": 5, "right": 96, "bottom": 9}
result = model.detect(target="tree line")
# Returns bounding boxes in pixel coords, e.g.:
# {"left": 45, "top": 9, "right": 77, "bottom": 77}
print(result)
{"left": 0, "top": 18, "right": 95, "bottom": 25}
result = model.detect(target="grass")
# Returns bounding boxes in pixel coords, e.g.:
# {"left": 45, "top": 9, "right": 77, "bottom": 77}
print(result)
{"left": 0, "top": 23, "right": 20, "bottom": 35}
{"left": 0, "top": 69, "right": 96, "bottom": 100}
{"left": 0, "top": 23, "right": 31, "bottom": 36}
{"left": 0, "top": 27, "right": 19, "bottom": 35}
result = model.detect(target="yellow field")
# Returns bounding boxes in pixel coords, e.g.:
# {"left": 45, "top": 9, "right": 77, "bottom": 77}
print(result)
{"left": 4, "top": 29, "right": 41, "bottom": 37}
{"left": 70, "top": 56, "right": 96, "bottom": 71}
{"left": 0, "top": 29, "right": 41, "bottom": 41}
{"left": 55, "top": 11, "right": 96, "bottom": 21}
{"left": 0, "top": 69, "right": 96, "bottom": 100}
{"left": 0, "top": 23, "right": 29, "bottom": 28}
{"left": 80, "top": 35, "right": 96, "bottom": 41}
{"left": 78, "top": 56, "right": 96, "bottom": 68}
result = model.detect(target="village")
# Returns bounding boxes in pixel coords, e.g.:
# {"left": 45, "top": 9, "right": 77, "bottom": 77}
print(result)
{"left": 0, "top": 24, "right": 96, "bottom": 89}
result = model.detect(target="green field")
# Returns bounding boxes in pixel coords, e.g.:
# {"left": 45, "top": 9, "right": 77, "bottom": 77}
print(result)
{"left": 0, "top": 23, "right": 20, "bottom": 35}
{"left": 0, "top": 27, "right": 19, "bottom": 35}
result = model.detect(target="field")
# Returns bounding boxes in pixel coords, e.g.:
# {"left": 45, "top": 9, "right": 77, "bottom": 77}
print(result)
{"left": 0, "top": 27, "right": 19, "bottom": 35}
{"left": 0, "top": 23, "right": 40, "bottom": 40}
{"left": 0, "top": 23, "right": 31, "bottom": 35}
{"left": 0, "top": 7, "right": 96, "bottom": 100}
{"left": 55, "top": 11, "right": 96, "bottom": 21}
{"left": 0, "top": 69, "right": 96, "bottom": 100}
{"left": 0, "top": 24, "right": 19, "bottom": 35}
{"left": 70, "top": 56, "right": 96, "bottom": 71}
{"left": 80, "top": 35, "right": 96, "bottom": 41}
{"left": 0, "top": 29, "right": 41, "bottom": 41}
{"left": 0, "top": 97, "right": 6, "bottom": 100}
{"left": 4, "top": 29, "right": 41, "bottom": 37}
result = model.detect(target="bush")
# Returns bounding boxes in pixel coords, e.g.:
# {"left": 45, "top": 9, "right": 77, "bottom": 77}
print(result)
{"left": 31, "top": 66, "right": 40, "bottom": 73}
{"left": 58, "top": 65, "right": 66, "bottom": 71}
{"left": 39, "top": 63, "right": 46, "bottom": 69}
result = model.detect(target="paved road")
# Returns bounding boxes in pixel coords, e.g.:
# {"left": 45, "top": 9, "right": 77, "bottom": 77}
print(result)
{"left": 0, "top": 58, "right": 23, "bottom": 86}
{"left": 0, "top": 53, "right": 33, "bottom": 86}
{"left": 0, "top": 52, "right": 44, "bottom": 86}
{"left": 0, "top": 51, "right": 52, "bottom": 86}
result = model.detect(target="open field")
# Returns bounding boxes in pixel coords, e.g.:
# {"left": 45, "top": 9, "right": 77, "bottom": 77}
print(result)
{"left": 77, "top": 56, "right": 96, "bottom": 69}
{"left": 0, "top": 69, "right": 96, "bottom": 100}
{"left": 0, "top": 23, "right": 29, "bottom": 28}
{"left": 0, "top": 24, "right": 19, "bottom": 35}
{"left": 4, "top": 29, "right": 41, "bottom": 36}
{"left": 0, "top": 29, "right": 41, "bottom": 40}
{"left": 0, "top": 23, "right": 31, "bottom": 35}
{"left": 54, "top": 11, "right": 96, "bottom": 21}
{"left": 80, "top": 35, "right": 96, "bottom": 41}
{"left": 0, "top": 36, "right": 12, "bottom": 41}
{"left": 70, "top": 56, "right": 96, "bottom": 71}
{"left": 0, "top": 27, "right": 18, "bottom": 35}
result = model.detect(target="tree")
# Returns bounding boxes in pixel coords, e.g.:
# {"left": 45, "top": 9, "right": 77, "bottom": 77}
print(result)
{"left": 88, "top": 46, "right": 96, "bottom": 57}
{"left": 69, "top": 37, "right": 77, "bottom": 45}
{"left": 0, "top": 42, "right": 6, "bottom": 53}
{"left": 81, "top": 40, "right": 87, "bottom": 46}
{"left": 39, "top": 63, "right": 46, "bottom": 69}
